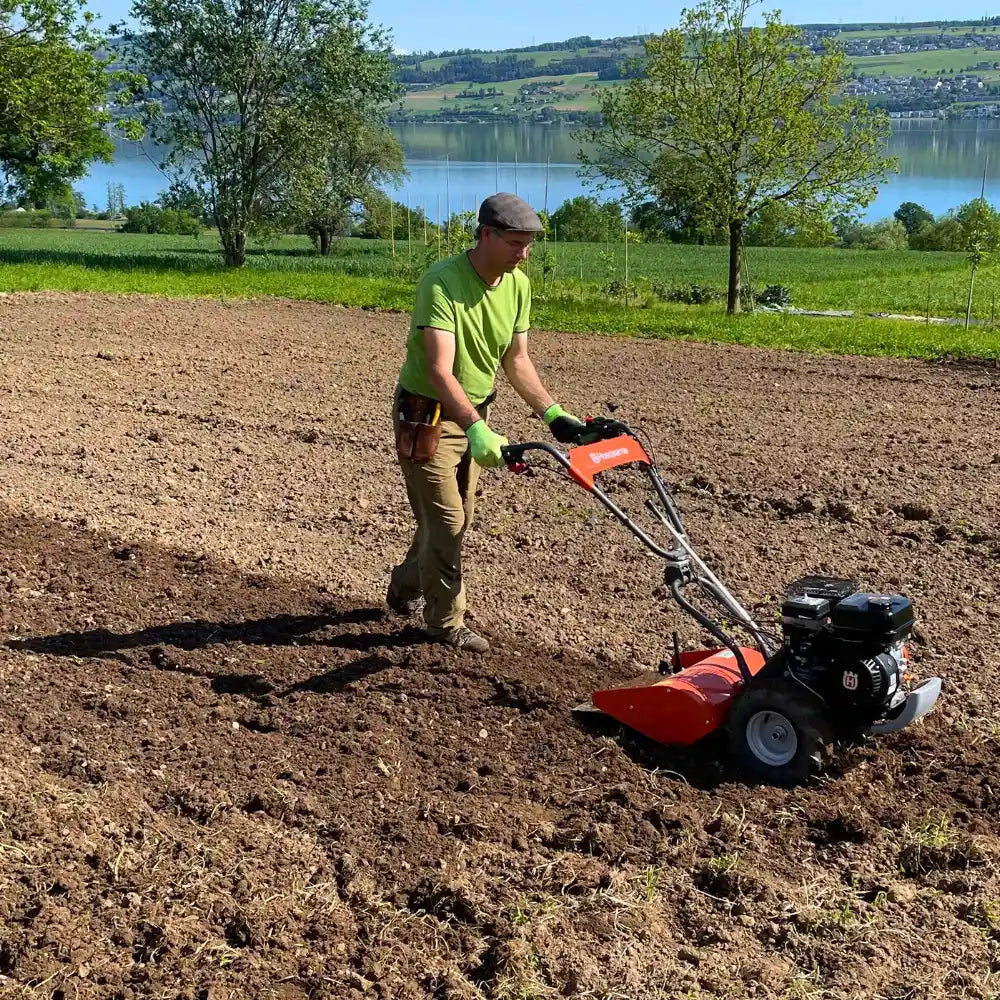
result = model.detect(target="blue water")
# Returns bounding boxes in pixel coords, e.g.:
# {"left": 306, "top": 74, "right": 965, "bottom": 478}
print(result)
{"left": 74, "top": 120, "right": 1000, "bottom": 223}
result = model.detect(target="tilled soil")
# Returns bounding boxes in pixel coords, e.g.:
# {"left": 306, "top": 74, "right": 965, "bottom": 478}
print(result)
{"left": 0, "top": 292, "right": 999, "bottom": 1000}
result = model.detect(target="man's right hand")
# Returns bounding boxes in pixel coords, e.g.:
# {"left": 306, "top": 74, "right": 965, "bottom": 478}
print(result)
{"left": 465, "top": 420, "right": 508, "bottom": 468}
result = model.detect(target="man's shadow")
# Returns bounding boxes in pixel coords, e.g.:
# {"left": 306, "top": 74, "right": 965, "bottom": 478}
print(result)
{"left": 6, "top": 606, "right": 428, "bottom": 699}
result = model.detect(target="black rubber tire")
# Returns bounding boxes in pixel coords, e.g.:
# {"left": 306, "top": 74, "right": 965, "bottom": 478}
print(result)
{"left": 726, "top": 679, "right": 835, "bottom": 786}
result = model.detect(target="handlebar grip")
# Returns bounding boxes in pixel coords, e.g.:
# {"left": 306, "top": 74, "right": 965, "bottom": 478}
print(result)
{"left": 501, "top": 443, "right": 530, "bottom": 475}
{"left": 501, "top": 444, "right": 529, "bottom": 463}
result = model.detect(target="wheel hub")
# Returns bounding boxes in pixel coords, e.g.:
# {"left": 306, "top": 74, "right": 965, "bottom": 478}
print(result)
{"left": 746, "top": 710, "right": 798, "bottom": 767}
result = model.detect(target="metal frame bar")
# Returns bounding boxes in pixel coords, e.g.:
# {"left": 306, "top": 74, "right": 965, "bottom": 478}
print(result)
{"left": 503, "top": 439, "right": 778, "bottom": 666}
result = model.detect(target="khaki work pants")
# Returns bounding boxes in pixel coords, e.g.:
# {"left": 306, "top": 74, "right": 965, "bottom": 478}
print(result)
{"left": 389, "top": 391, "right": 491, "bottom": 630}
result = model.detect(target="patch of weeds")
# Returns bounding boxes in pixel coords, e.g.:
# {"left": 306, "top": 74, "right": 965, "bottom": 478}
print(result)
{"left": 913, "top": 812, "right": 954, "bottom": 848}
{"left": 641, "top": 865, "right": 663, "bottom": 902}
{"left": 192, "top": 940, "right": 242, "bottom": 968}
{"left": 899, "top": 811, "right": 989, "bottom": 876}
{"left": 508, "top": 896, "right": 560, "bottom": 930}
{"left": 793, "top": 880, "right": 892, "bottom": 941}
{"left": 960, "top": 897, "right": 1000, "bottom": 964}
{"left": 830, "top": 899, "right": 858, "bottom": 928}
{"left": 493, "top": 944, "right": 557, "bottom": 1000}
{"left": 705, "top": 853, "right": 740, "bottom": 874}
{"left": 694, "top": 853, "right": 769, "bottom": 902}
{"left": 782, "top": 971, "right": 830, "bottom": 999}
{"left": 754, "top": 284, "right": 793, "bottom": 308}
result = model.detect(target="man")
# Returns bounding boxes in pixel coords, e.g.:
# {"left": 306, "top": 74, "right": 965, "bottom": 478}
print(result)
{"left": 387, "top": 193, "right": 585, "bottom": 654}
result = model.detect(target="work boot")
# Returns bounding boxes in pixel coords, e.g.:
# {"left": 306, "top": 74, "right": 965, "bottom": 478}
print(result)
{"left": 386, "top": 584, "right": 424, "bottom": 619}
{"left": 426, "top": 625, "right": 490, "bottom": 654}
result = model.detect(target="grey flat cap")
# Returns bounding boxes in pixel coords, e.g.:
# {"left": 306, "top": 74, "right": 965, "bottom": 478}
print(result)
{"left": 478, "top": 192, "right": 544, "bottom": 232}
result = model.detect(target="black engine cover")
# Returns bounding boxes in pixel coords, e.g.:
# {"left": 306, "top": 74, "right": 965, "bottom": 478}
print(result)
{"left": 829, "top": 592, "right": 914, "bottom": 645}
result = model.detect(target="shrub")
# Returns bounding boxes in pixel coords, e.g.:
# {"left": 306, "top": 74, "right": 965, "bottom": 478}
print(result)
{"left": 653, "top": 282, "right": 723, "bottom": 305}
{"left": 0, "top": 209, "right": 52, "bottom": 228}
{"left": 754, "top": 284, "right": 792, "bottom": 307}
{"left": 120, "top": 203, "right": 202, "bottom": 236}
{"left": 837, "top": 218, "right": 909, "bottom": 250}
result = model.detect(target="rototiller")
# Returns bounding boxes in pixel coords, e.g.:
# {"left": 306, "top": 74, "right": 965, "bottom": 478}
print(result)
{"left": 501, "top": 417, "right": 941, "bottom": 785}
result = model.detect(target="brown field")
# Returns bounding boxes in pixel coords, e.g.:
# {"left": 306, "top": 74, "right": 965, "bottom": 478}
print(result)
{"left": 0, "top": 292, "right": 999, "bottom": 1000}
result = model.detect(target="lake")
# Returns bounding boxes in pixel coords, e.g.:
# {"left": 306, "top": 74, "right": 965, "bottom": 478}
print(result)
{"left": 76, "top": 119, "right": 1000, "bottom": 223}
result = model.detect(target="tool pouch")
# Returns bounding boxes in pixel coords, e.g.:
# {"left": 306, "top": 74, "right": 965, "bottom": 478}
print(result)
{"left": 395, "top": 390, "right": 442, "bottom": 463}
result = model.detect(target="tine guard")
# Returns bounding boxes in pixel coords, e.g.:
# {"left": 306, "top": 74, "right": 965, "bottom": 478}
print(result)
{"left": 590, "top": 647, "right": 767, "bottom": 745}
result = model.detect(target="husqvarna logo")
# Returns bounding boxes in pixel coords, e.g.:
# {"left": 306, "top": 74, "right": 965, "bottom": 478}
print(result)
{"left": 842, "top": 671, "right": 859, "bottom": 691}
{"left": 591, "top": 447, "right": 629, "bottom": 464}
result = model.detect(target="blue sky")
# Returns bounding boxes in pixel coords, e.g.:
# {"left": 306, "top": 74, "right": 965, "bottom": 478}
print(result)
{"left": 89, "top": 0, "right": 999, "bottom": 53}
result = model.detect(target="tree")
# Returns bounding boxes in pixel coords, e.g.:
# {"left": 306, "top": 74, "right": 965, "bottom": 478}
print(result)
{"left": 909, "top": 216, "right": 963, "bottom": 251}
{"left": 549, "top": 195, "right": 623, "bottom": 242}
{"left": 106, "top": 181, "right": 126, "bottom": 219}
{"left": 0, "top": 0, "right": 138, "bottom": 204}
{"left": 354, "top": 191, "right": 421, "bottom": 240}
{"left": 745, "top": 201, "right": 836, "bottom": 247}
{"left": 629, "top": 196, "right": 725, "bottom": 244}
{"left": 834, "top": 214, "right": 909, "bottom": 250}
{"left": 45, "top": 185, "right": 78, "bottom": 225}
{"left": 955, "top": 197, "right": 1000, "bottom": 327}
{"left": 127, "top": 0, "right": 399, "bottom": 267}
{"left": 907, "top": 200, "right": 1000, "bottom": 253}
{"left": 954, "top": 198, "right": 1000, "bottom": 254}
{"left": 579, "top": 0, "right": 897, "bottom": 313}
{"left": 894, "top": 201, "right": 934, "bottom": 236}
{"left": 157, "top": 179, "right": 206, "bottom": 222}
{"left": 292, "top": 120, "right": 403, "bottom": 255}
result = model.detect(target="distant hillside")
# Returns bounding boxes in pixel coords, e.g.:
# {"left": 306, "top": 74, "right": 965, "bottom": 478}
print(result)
{"left": 390, "top": 20, "right": 1000, "bottom": 124}
{"left": 393, "top": 35, "right": 646, "bottom": 85}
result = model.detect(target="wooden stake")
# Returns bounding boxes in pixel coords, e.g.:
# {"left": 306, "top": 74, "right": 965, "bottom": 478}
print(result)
{"left": 624, "top": 220, "right": 629, "bottom": 300}
{"left": 966, "top": 154, "right": 990, "bottom": 330}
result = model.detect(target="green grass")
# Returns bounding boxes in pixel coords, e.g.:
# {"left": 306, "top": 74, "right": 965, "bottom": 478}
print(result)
{"left": 546, "top": 241, "right": 989, "bottom": 317}
{"left": 3, "top": 227, "right": 1000, "bottom": 360}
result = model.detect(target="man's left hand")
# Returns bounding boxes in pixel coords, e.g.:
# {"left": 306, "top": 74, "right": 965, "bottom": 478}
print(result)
{"left": 543, "top": 404, "right": 586, "bottom": 444}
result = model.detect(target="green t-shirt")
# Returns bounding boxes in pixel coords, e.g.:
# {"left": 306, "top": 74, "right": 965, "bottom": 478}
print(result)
{"left": 398, "top": 252, "right": 531, "bottom": 406}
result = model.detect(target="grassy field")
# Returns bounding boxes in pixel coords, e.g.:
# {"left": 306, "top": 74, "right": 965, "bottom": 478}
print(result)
{"left": 851, "top": 46, "right": 1000, "bottom": 76}
{"left": 2, "top": 227, "right": 1000, "bottom": 360}
{"left": 834, "top": 24, "right": 1000, "bottom": 38}
{"left": 409, "top": 47, "right": 601, "bottom": 72}
{"left": 401, "top": 73, "right": 611, "bottom": 114}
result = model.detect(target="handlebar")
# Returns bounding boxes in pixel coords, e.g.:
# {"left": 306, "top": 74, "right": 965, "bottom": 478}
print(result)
{"left": 500, "top": 416, "right": 634, "bottom": 472}
{"left": 497, "top": 413, "right": 776, "bottom": 667}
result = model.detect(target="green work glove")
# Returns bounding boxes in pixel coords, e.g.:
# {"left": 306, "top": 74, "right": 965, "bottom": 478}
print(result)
{"left": 465, "top": 419, "right": 508, "bottom": 468}
{"left": 543, "top": 403, "right": 587, "bottom": 444}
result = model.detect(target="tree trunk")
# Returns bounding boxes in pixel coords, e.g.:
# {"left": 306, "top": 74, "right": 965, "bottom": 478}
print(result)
{"left": 319, "top": 226, "right": 332, "bottom": 256}
{"left": 727, "top": 221, "right": 743, "bottom": 315}
{"left": 221, "top": 227, "right": 246, "bottom": 268}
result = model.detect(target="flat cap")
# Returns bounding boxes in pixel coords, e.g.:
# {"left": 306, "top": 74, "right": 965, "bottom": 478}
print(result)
{"left": 478, "top": 192, "right": 544, "bottom": 232}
